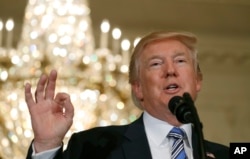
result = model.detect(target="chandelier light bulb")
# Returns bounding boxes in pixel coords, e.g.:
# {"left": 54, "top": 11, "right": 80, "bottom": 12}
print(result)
{"left": 121, "top": 39, "right": 130, "bottom": 51}
{"left": 112, "top": 28, "right": 121, "bottom": 40}
{"left": 0, "top": 20, "right": 3, "bottom": 30}
{"left": 5, "top": 19, "right": 14, "bottom": 31}
{"left": 100, "top": 19, "right": 110, "bottom": 33}
{"left": 133, "top": 37, "right": 141, "bottom": 47}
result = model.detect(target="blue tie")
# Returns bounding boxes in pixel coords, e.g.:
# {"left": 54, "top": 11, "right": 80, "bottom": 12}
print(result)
{"left": 168, "top": 127, "right": 187, "bottom": 159}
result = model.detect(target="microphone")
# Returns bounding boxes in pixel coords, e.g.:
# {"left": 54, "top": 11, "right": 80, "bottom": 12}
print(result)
{"left": 168, "top": 94, "right": 194, "bottom": 123}
{"left": 168, "top": 92, "right": 206, "bottom": 159}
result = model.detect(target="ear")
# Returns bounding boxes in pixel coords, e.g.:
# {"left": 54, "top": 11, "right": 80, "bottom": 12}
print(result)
{"left": 131, "top": 82, "right": 143, "bottom": 100}
{"left": 196, "top": 64, "right": 203, "bottom": 92}
{"left": 196, "top": 73, "right": 202, "bottom": 92}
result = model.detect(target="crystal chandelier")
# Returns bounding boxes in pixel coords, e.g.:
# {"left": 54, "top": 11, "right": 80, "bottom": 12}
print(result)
{"left": 0, "top": 0, "right": 141, "bottom": 158}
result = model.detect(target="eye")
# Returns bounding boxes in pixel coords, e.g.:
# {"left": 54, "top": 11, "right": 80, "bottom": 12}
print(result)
{"left": 151, "top": 62, "right": 161, "bottom": 66}
{"left": 175, "top": 57, "right": 187, "bottom": 64}
{"left": 177, "top": 59, "right": 186, "bottom": 63}
{"left": 149, "top": 60, "right": 163, "bottom": 67}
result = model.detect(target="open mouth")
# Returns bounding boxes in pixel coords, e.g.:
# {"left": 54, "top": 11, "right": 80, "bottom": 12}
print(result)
{"left": 165, "top": 84, "right": 179, "bottom": 91}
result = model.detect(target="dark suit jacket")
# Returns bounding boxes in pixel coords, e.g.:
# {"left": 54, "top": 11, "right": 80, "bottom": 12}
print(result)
{"left": 27, "top": 114, "right": 229, "bottom": 159}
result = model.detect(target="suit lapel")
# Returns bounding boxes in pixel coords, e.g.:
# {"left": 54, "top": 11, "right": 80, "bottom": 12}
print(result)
{"left": 122, "top": 114, "right": 152, "bottom": 159}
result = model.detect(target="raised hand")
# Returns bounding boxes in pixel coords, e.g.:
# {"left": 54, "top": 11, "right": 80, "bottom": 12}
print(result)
{"left": 25, "top": 70, "right": 74, "bottom": 153}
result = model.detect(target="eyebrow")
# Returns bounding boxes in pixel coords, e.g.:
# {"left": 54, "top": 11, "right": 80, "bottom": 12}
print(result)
{"left": 146, "top": 51, "right": 187, "bottom": 61}
{"left": 144, "top": 55, "right": 164, "bottom": 64}
{"left": 172, "top": 51, "right": 186, "bottom": 57}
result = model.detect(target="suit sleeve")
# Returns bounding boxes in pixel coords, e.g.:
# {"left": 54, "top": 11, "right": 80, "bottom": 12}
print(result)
{"left": 26, "top": 141, "right": 63, "bottom": 159}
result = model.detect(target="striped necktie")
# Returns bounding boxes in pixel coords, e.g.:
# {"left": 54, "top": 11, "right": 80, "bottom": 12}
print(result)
{"left": 168, "top": 127, "right": 187, "bottom": 159}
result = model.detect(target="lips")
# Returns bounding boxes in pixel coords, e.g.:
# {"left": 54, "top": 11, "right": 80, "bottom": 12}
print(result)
{"left": 166, "top": 84, "right": 179, "bottom": 90}
{"left": 164, "top": 83, "right": 180, "bottom": 93}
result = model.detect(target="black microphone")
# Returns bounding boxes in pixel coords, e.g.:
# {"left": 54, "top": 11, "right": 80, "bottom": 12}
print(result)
{"left": 168, "top": 92, "right": 206, "bottom": 159}
{"left": 168, "top": 94, "right": 194, "bottom": 123}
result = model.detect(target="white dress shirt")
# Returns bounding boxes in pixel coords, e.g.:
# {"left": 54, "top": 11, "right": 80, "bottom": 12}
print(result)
{"left": 32, "top": 111, "right": 193, "bottom": 159}
{"left": 31, "top": 143, "right": 60, "bottom": 159}
{"left": 143, "top": 111, "right": 193, "bottom": 159}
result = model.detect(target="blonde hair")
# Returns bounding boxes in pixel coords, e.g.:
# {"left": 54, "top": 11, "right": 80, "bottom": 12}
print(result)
{"left": 128, "top": 31, "right": 202, "bottom": 109}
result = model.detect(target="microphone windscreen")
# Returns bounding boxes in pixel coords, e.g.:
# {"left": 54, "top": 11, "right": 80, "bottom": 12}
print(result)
{"left": 169, "top": 95, "right": 193, "bottom": 123}
{"left": 168, "top": 96, "right": 184, "bottom": 115}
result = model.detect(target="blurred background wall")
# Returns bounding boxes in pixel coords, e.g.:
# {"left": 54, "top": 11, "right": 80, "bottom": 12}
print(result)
{"left": 0, "top": 0, "right": 249, "bottom": 157}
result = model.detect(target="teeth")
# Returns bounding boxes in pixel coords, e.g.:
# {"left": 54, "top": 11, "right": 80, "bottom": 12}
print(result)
{"left": 167, "top": 84, "right": 177, "bottom": 89}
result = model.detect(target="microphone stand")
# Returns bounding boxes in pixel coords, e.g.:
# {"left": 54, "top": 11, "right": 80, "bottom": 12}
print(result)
{"left": 183, "top": 93, "right": 206, "bottom": 159}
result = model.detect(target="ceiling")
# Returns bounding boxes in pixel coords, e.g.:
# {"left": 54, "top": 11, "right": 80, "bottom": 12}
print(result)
{"left": 0, "top": 0, "right": 250, "bottom": 47}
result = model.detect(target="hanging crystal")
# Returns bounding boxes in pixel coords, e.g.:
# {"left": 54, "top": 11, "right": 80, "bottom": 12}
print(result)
{"left": 15, "top": 0, "right": 95, "bottom": 78}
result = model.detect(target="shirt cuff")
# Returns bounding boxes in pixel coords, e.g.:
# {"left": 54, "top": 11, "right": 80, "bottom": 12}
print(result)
{"left": 31, "top": 143, "right": 61, "bottom": 159}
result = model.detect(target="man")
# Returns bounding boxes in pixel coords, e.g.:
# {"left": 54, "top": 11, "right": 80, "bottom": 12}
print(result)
{"left": 25, "top": 31, "right": 229, "bottom": 159}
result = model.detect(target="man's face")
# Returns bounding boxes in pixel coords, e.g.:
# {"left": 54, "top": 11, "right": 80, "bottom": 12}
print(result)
{"left": 132, "top": 39, "right": 202, "bottom": 125}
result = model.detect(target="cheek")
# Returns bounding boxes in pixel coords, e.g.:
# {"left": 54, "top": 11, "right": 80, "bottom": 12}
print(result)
{"left": 182, "top": 71, "right": 200, "bottom": 90}
{"left": 137, "top": 68, "right": 163, "bottom": 97}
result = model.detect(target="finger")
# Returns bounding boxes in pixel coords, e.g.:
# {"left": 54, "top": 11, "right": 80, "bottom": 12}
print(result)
{"left": 64, "top": 95, "right": 74, "bottom": 119}
{"left": 35, "top": 73, "right": 48, "bottom": 102}
{"left": 24, "top": 83, "right": 36, "bottom": 108}
{"left": 55, "top": 93, "right": 74, "bottom": 119}
{"left": 45, "top": 70, "right": 57, "bottom": 100}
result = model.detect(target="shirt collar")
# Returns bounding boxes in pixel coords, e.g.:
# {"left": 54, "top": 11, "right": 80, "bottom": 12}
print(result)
{"left": 143, "top": 111, "right": 193, "bottom": 148}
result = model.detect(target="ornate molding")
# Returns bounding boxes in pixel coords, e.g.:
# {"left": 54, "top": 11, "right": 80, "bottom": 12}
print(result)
{"left": 198, "top": 49, "right": 250, "bottom": 65}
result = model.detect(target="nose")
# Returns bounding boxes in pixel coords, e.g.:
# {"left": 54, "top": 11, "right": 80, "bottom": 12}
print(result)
{"left": 165, "top": 62, "right": 177, "bottom": 77}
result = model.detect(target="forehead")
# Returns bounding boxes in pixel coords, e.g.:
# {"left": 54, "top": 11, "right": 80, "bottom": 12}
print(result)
{"left": 141, "top": 38, "right": 191, "bottom": 55}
